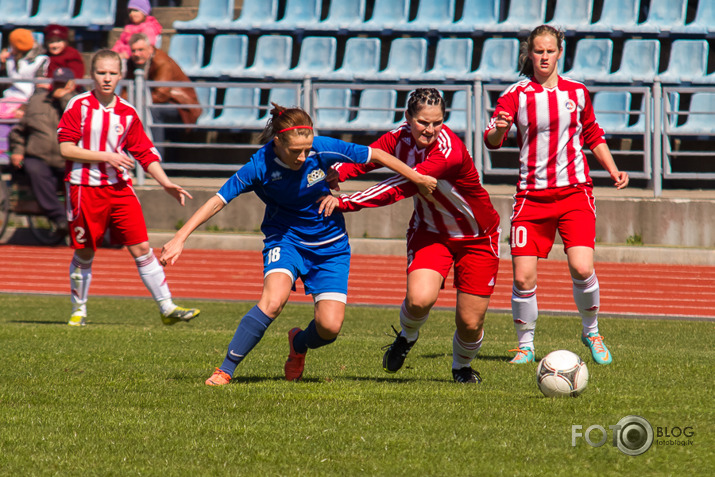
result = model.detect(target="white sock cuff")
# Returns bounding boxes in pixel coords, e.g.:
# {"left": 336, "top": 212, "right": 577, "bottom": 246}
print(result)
{"left": 400, "top": 300, "right": 429, "bottom": 322}
{"left": 573, "top": 272, "right": 598, "bottom": 289}
{"left": 512, "top": 285, "right": 537, "bottom": 298}
{"left": 134, "top": 251, "right": 157, "bottom": 267}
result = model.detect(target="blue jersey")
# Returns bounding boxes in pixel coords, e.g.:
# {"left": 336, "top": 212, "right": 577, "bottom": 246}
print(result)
{"left": 217, "top": 135, "right": 372, "bottom": 246}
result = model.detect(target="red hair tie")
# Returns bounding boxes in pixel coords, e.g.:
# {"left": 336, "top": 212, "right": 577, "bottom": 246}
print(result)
{"left": 278, "top": 125, "right": 313, "bottom": 134}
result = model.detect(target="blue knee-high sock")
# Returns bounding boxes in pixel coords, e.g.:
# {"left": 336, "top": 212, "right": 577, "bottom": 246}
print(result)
{"left": 293, "top": 319, "right": 336, "bottom": 354}
{"left": 219, "top": 305, "right": 273, "bottom": 376}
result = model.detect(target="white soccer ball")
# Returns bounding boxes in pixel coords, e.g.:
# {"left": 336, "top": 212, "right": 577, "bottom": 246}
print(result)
{"left": 536, "top": 350, "right": 589, "bottom": 398}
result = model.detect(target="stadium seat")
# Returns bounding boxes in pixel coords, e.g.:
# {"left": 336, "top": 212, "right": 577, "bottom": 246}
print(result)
{"left": 194, "top": 85, "right": 217, "bottom": 125}
{"left": 167, "top": 34, "right": 205, "bottom": 77}
{"left": 315, "top": 88, "right": 353, "bottom": 130}
{"left": 283, "top": 36, "right": 337, "bottom": 80}
{"left": 583, "top": 0, "right": 638, "bottom": 34}
{"left": 267, "top": 86, "right": 301, "bottom": 110}
{"left": 395, "top": 0, "right": 457, "bottom": 33}
{"left": 270, "top": 0, "right": 323, "bottom": 31}
{"left": 418, "top": 38, "right": 473, "bottom": 82}
{"left": 173, "top": 0, "right": 234, "bottom": 30}
{"left": 605, "top": 39, "right": 660, "bottom": 84}
{"left": 67, "top": 0, "right": 117, "bottom": 28}
{"left": 592, "top": 91, "right": 632, "bottom": 134}
{"left": 446, "top": 90, "right": 471, "bottom": 132}
{"left": 1, "top": 0, "right": 32, "bottom": 24}
{"left": 442, "top": 0, "right": 500, "bottom": 33}
{"left": 625, "top": 0, "right": 687, "bottom": 34}
{"left": 230, "top": 0, "right": 279, "bottom": 31}
{"left": 361, "top": 0, "right": 410, "bottom": 32}
{"left": 468, "top": 38, "right": 520, "bottom": 83}
{"left": 563, "top": 38, "right": 613, "bottom": 83}
{"left": 669, "top": 92, "right": 715, "bottom": 135}
{"left": 345, "top": 89, "right": 399, "bottom": 131}
{"left": 24, "top": 0, "right": 75, "bottom": 25}
{"left": 547, "top": 0, "right": 593, "bottom": 32}
{"left": 494, "top": 0, "right": 547, "bottom": 33}
{"left": 196, "top": 34, "right": 248, "bottom": 78}
{"left": 238, "top": 35, "right": 293, "bottom": 79}
{"left": 357, "top": 38, "right": 427, "bottom": 82}
{"left": 313, "top": 0, "right": 366, "bottom": 32}
{"left": 324, "top": 37, "right": 381, "bottom": 81}
{"left": 657, "top": 40, "right": 709, "bottom": 84}
{"left": 673, "top": 0, "right": 715, "bottom": 35}
{"left": 207, "top": 86, "right": 263, "bottom": 128}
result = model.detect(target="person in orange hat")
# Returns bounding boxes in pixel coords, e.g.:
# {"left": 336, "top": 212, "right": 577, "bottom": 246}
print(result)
{"left": 0, "top": 28, "right": 49, "bottom": 119}
{"left": 44, "top": 24, "right": 85, "bottom": 86}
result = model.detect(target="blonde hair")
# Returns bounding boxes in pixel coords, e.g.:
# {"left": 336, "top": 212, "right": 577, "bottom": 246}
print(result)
{"left": 91, "top": 49, "right": 123, "bottom": 75}
{"left": 519, "top": 25, "right": 564, "bottom": 77}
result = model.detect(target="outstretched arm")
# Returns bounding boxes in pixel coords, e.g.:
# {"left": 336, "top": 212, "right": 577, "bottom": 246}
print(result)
{"left": 370, "top": 148, "right": 437, "bottom": 195}
{"left": 160, "top": 195, "right": 226, "bottom": 266}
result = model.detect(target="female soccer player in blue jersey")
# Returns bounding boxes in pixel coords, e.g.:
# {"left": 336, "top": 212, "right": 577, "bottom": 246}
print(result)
{"left": 160, "top": 103, "right": 437, "bottom": 386}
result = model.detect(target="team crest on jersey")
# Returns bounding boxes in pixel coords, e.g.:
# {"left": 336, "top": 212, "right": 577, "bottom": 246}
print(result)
{"left": 401, "top": 136, "right": 412, "bottom": 146}
{"left": 564, "top": 99, "right": 577, "bottom": 112}
{"left": 270, "top": 170, "right": 282, "bottom": 182}
{"left": 115, "top": 123, "right": 124, "bottom": 135}
{"left": 306, "top": 168, "right": 326, "bottom": 187}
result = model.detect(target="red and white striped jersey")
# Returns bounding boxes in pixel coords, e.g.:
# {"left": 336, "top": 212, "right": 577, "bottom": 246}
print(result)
{"left": 57, "top": 91, "right": 161, "bottom": 186}
{"left": 484, "top": 76, "right": 606, "bottom": 191}
{"left": 334, "top": 123, "right": 500, "bottom": 239}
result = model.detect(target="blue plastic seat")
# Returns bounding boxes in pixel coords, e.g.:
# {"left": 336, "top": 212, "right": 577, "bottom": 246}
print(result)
{"left": 443, "top": 0, "right": 499, "bottom": 33}
{"left": 468, "top": 38, "right": 520, "bottom": 83}
{"left": 563, "top": 39, "right": 613, "bottom": 83}
{"left": 238, "top": 35, "right": 293, "bottom": 79}
{"left": 173, "top": 0, "right": 234, "bottom": 30}
{"left": 0, "top": 0, "right": 32, "bottom": 24}
{"left": 324, "top": 37, "right": 381, "bottom": 82}
{"left": 24, "top": 0, "right": 75, "bottom": 25}
{"left": 592, "top": 92, "right": 632, "bottom": 134}
{"left": 419, "top": 38, "right": 473, "bottom": 82}
{"left": 315, "top": 88, "right": 353, "bottom": 130}
{"left": 197, "top": 34, "right": 248, "bottom": 78}
{"left": 358, "top": 38, "right": 427, "bottom": 82}
{"left": 284, "top": 36, "right": 337, "bottom": 80}
{"left": 494, "top": 0, "right": 547, "bottom": 33}
{"left": 583, "top": 0, "right": 638, "bottom": 33}
{"left": 270, "top": 0, "right": 323, "bottom": 31}
{"left": 447, "top": 90, "right": 471, "bottom": 133}
{"left": 314, "top": 0, "right": 366, "bottom": 32}
{"left": 547, "top": 0, "right": 593, "bottom": 32}
{"left": 626, "top": 0, "right": 687, "bottom": 34}
{"left": 167, "top": 34, "right": 205, "bottom": 77}
{"left": 673, "top": 0, "right": 715, "bottom": 35}
{"left": 208, "top": 87, "right": 263, "bottom": 128}
{"left": 395, "top": 0, "right": 456, "bottom": 33}
{"left": 669, "top": 93, "right": 715, "bottom": 135}
{"left": 657, "top": 40, "right": 709, "bottom": 84}
{"left": 361, "top": 0, "right": 410, "bottom": 32}
{"left": 194, "top": 85, "right": 217, "bottom": 125}
{"left": 605, "top": 39, "right": 660, "bottom": 84}
{"left": 230, "top": 0, "right": 279, "bottom": 31}
{"left": 267, "top": 87, "right": 301, "bottom": 110}
{"left": 346, "top": 89, "right": 399, "bottom": 131}
{"left": 67, "top": 0, "right": 117, "bottom": 28}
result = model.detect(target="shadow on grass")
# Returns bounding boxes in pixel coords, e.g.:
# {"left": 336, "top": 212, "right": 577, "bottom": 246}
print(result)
{"left": 420, "top": 352, "right": 513, "bottom": 363}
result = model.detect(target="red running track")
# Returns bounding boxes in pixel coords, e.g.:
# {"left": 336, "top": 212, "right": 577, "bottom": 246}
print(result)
{"left": 1, "top": 245, "right": 713, "bottom": 319}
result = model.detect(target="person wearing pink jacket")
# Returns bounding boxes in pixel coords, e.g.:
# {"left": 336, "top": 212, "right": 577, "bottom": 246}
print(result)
{"left": 111, "top": 0, "right": 162, "bottom": 59}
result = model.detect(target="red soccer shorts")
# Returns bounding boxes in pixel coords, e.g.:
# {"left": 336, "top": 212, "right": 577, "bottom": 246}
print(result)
{"left": 406, "top": 228, "right": 501, "bottom": 296}
{"left": 67, "top": 183, "right": 149, "bottom": 250}
{"left": 510, "top": 184, "right": 596, "bottom": 258}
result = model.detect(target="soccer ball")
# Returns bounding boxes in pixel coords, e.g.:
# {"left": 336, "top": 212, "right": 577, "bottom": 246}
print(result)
{"left": 536, "top": 350, "right": 589, "bottom": 397}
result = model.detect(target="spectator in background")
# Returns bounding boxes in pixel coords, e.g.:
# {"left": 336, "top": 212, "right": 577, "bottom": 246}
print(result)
{"left": 44, "top": 24, "right": 85, "bottom": 87}
{"left": 125, "top": 33, "right": 199, "bottom": 153}
{"left": 0, "top": 28, "right": 49, "bottom": 119}
{"left": 9, "top": 67, "right": 77, "bottom": 237}
{"left": 111, "top": 0, "right": 163, "bottom": 60}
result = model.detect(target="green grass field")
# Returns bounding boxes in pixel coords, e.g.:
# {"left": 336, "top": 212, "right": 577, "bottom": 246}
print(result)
{"left": 1, "top": 295, "right": 712, "bottom": 476}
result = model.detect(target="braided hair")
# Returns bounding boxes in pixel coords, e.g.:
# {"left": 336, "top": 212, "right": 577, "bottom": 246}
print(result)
{"left": 258, "top": 102, "right": 314, "bottom": 144}
{"left": 519, "top": 25, "right": 564, "bottom": 77}
{"left": 406, "top": 88, "right": 446, "bottom": 118}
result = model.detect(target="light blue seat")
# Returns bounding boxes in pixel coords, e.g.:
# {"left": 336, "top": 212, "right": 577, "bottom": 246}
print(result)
{"left": 267, "top": 87, "right": 301, "bottom": 112}
{"left": 230, "top": 0, "right": 279, "bottom": 31}
{"left": 669, "top": 93, "right": 715, "bottom": 135}
{"left": 468, "top": 38, "right": 520, "bottom": 83}
{"left": 592, "top": 92, "right": 632, "bottom": 134}
{"left": 494, "top": 0, "right": 547, "bottom": 33}
{"left": 0, "top": 0, "right": 32, "bottom": 23}
{"left": 315, "top": 88, "right": 353, "bottom": 130}
{"left": 583, "top": 0, "right": 638, "bottom": 33}
{"left": 271, "top": 0, "right": 322, "bottom": 31}
{"left": 173, "top": 0, "right": 234, "bottom": 30}
{"left": 673, "top": 0, "right": 715, "bottom": 35}
{"left": 32, "top": 32, "right": 44, "bottom": 46}
{"left": 238, "top": 35, "right": 293, "bottom": 79}
{"left": 361, "top": 0, "right": 410, "bottom": 32}
{"left": 657, "top": 40, "right": 709, "bottom": 84}
{"left": 314, "top": 0, "right": 366, "bottom": 32}
{"left": 605, "top": 39, "right": 660, "bottom": 84}
{"left": 626, "top": 0, "right": 687, "bottom": 34}
{"left": 167, "top": 34, "right": 205, "bottom": 77}
{"left": 395, "top": 0, "right": 456, "bottom": 33}
{"left": 447, "top": 90, "right": 470, "bottom": 133}
{"left": 24, "top": 0, "right": 75, "bottom": 25}
{"left": 419, "top": 38, "right": 473, "bottom": 82}
{"left": 563, "top": 39, "right": 613, "bottom": 83}
{"left": 67, "top": 0, "right": 117, "bottom": 28}
{"left": 547, "top": 0, "right": 593, "bottom": 32}
{"left": 443, "top": 0, "right": 499, "bottom": 33}
{"left": 324, "top": 37, "right": 380, "bottom": 81}
{"left": 346, "top": 89, "right": 399, "bottom": 131}
{"left": 284, "top": 36, "right": 337, "bottom": 80}
{"left": 194, "top": 86, "right": 217, "bottom": 125}
{"left": 358, "top": 38, "right": 427, "bottom": 82}
{"left": 197, "top": 35, "right": 248, "bottom": 77}
{"left": 208, "top": 87, "right": 263, "bottom": 128}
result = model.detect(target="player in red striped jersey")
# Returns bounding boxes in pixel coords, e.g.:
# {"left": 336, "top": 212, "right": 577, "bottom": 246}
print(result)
{"left": 57, "top": 49, "right": 199, "bottom": 327}
{"left": 322, "top": 88, "right": 501, "bottom": 383}
{"left": 484, "top": 26, "right": 629, "bottom": 365}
